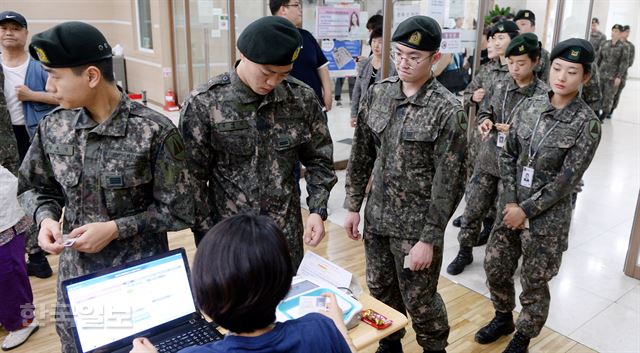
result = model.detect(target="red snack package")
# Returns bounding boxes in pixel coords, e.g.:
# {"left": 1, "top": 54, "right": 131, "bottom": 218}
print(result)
{"left": 361, "top": 309, "right": 392, "bottom": 329}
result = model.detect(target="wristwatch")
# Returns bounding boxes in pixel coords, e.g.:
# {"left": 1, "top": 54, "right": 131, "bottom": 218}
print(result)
{"left": 309, "top": 208, "right": 328, "bottom": 221}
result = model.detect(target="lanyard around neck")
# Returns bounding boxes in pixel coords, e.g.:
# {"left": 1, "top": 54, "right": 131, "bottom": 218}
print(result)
{"left": 527, "top": 112, "right": 560, "bottom": 166}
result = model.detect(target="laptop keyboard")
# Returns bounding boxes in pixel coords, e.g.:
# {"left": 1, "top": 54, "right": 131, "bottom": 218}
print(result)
{"left": 156, "top": 324, "right": 222, "bottom": 353}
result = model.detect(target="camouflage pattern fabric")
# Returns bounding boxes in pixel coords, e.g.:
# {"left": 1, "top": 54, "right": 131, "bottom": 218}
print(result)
{"left": 17, "top": 93, "right": 194, "bottom": 352}
{"left": 612, "top": 40, "right": 635, "bottom": 112}
{"left": 534, "top": 47, "right": 550, "bottom": 83}
{"left": 0, "top": 66, "right": 20, "bottom": 175}
{"left": 344, "top": 76, "right": 467, "bottom": 349}
{"left": 597, "top": 40, "right": 631, "bottom": 115}
{"left": 581, "top": 62, "right": 602, "bottom": 112}
{"left": 485, "top": 94, "right": 601, "bottom": 338}
{"left": 589, "top": 30, "right": 606, "bottom": 55}
{"left": 179, "top": 71, "right": 336, "bottom": 269}
{"left": 364, "top": 235, "right": 449, "bottom": 349}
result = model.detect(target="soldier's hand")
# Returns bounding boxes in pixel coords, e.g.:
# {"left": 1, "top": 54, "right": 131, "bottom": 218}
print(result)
{"left": 478, "top": 119, "right": 493, "bottom": 138}
{"left": 304, "top": 213, "right": 325, "bottom": 246}
{"left": 614, "top": 78, "right": 621, "bottom": 87}
{"left": 344, "top": 211, "right": 361, "bottom": 240}
{"left": 15, "top": 85, "right": 34, "bottom": 102}
{"left": 38, "top": 218, "right": 64, "bottom": 255}
{"left": 502, "top": 206, "right": 526, "bottom": 230}
{"left": 130, "top": 337, "right": 158, "bottom": 353}
{"left": 409, "top": 241, "right": 433, "bottom": 271}
{"left": 69, "top": 221, "right": 119, "bottom": 253}
{"left": 472, "top": 88, "right": 485, "bottom": 103}
{"left": 350, "top": 117, "right": 357, "bottom": 128}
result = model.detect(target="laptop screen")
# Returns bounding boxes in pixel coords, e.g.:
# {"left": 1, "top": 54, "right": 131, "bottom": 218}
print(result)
{"left": 64, "top": 251, "right": 196, "bottom": 352}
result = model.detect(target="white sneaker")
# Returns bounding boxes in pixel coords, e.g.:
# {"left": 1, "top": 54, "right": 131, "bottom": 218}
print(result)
{"left": 1, "top": 319, "right": 39, "bottom": 351}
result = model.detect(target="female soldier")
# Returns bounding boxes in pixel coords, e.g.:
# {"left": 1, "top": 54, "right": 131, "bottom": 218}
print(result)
{"left": 350, "top": 26, "right": 395, "bottom": 127}
{"left": 447, "top": 33, "right": 550, "bottom": 275}
{"left": 475, "top": 38, "right": 601, "bottom": 353}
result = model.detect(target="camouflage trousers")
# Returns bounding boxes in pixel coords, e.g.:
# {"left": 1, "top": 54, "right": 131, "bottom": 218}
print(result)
{"left": 612, "top": 77, "right": 627, "bottom": 112}
{"left": 484, "top": 224, "right": 564, "bottom": 338}
{"left": 458, "top": 169, "right": 499, "bottom": 247}
{"left": 364, "top": 234, "right": 449, "bottom": 350}
{"left": 25, "top": 222, "right": 41, "bottom": 255}
{"left": 598, "top": 76, "right": 620, "bottom": 115}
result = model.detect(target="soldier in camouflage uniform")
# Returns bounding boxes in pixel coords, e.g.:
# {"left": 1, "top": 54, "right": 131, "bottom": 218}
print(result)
{"left": 344, "top": 16, "right": 467, "bottom": 353}
{"left": 581, "top": 61, "right": 601, "bottom": 113}
{"left": 17, "top": 22, "right": 194, "bottom": 353}
{"left": 0, "top": 67, "right": 20, "bottom": 176}
{"left": 514, "top": 10, "right": 551, "bottom": 83}
{"left": 596, "top": 24, "right": 631, "bottom": 120}
{"left": 179, "top": 16, "right": 337, "bottom": 269}
{"left": 612, "top": 25, "right": 635, "bottom": 113}
{"left": 475, "top": 39, "right": 601, "bottom": 353}
{"left": 447, "top": 33, "right": 549, "bottom": 276}
{"left": 589, "top": 18, "right": 606, "bottom": 55}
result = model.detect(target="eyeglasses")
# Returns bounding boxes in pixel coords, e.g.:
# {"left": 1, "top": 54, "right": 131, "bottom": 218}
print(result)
{"left": 283, "top": 2, "right": 302, "bottom": 9}
{"left": 390, "top": 50, "right": 436, "bottom": 69}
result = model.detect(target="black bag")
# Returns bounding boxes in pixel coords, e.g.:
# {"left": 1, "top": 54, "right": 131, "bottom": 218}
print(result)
{"left": 437, "top": 53, "right": 470, "bottom": 93}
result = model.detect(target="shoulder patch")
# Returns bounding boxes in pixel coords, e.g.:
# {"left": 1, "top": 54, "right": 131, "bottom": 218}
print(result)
{"left": 164, "top": 130, "right": 187, "bottom": 161}
{"left": 587, "top": 119, "right": 601, "bottom": 141}
{"left": 456, "top": 110, "right": 468, "bottom": 131}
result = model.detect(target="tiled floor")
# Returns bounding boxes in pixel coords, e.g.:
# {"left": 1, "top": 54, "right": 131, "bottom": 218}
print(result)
{"left": 301, "top": 79, "right": 640, "bottom": 352}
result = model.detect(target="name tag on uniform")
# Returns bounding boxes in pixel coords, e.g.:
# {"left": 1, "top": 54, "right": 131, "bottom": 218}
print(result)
{"left": 521, "top": 167, "right": 534, "bottom": 188}
{"left": 45, "top": 144, "right": 74, "bottom": 156}
{"left": 217, "top": 120, "right": 250, "bottom": 132}
{"left": 496, "top": 132, "right": 507, "bottom": 148}
{"left": 104, "top": 174, "right": 124, "bottom": 188}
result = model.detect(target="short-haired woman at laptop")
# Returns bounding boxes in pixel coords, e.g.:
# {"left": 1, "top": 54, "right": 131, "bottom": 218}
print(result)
{"left": 130, "top": 214, "right": 356, "bottom": 353}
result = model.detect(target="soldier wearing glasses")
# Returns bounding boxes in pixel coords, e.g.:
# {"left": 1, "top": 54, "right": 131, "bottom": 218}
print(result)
{"left": 343, "top": 16, "right": 467, "bottom": 353}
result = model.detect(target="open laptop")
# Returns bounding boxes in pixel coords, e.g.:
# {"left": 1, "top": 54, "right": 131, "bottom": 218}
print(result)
{"left": 61, "top": 248, "right": 223, "bottom": 353}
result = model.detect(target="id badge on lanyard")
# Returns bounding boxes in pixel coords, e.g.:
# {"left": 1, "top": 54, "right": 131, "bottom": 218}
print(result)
{"left": 520, "top": 166, "right": 534, "bottom": 188}
{"left": 497, "top": 132, "right": 507, "bottom": 148}
{"left": 521, "top": 116, "right": 560, "bottom": 188}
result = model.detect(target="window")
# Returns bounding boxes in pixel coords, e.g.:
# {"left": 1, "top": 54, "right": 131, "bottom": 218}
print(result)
{"left": 137, "top": 0, "right": 153, "bottom": 51}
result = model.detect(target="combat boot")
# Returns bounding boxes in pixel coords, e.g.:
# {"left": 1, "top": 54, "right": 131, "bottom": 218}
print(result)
{"left": 375, "top": 339, "right": 403, "bottom": 353}
{"left": 502, "top": 331, "right": 530, "bottom": 353}
{"left": 27, "top": 251, "right": 53, "bottom": 278}
{"left": 446, "top": 246, "right": 473, "bottom": 275}
{"left": 452, "top": 215, "right": 462, "bottom": 227}
{"left": 475, "top": 311, "right": 515, "bottom": 344}
{"left": 476, "top": 216, "right": 494, "bottom": 246}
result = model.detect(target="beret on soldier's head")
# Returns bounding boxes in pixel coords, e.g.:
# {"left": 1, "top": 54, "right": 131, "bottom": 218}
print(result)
{"left": 550, "top": 38, "right": 594, "bottom": 66}
{"left": 490, "top": 20, "right": 520, "bottom": 37}
{"left": 237, "top": 16, "right": 302, "bottom": 66}
{"left": 623, "top": 25, "right": 630, "bottom": 32}
{"left": 505, "top": 33, "right": 539, "bottom": 57}
{"left": 514, "top": 10, "right": 535, "bottom": 23}
{"left": 591, "top": 17, "right": 599, "bottom": 24}
{"left": 612, "top": 24, "right": 624, "bottom": 31}
{"left": 392, "top": 16, "right": 441, "bottom": 52}
{"left": 29, "top": 21, "right": 112, "bottom": 68}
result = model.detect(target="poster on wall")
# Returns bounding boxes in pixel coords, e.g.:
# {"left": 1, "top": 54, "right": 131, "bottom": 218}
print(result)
{"left": 393, "top": 3, "right": 421, "bottom": 29}
{"left": 321, "top": 39, "right": 360, "bottom": 78}
{"left": 316, "top": 7, "right": 367, "bottom": 40}
{"left": 427, "top": 0, "right": 446, "bottom": 27}
{"left": 440, "top": 29, "right": 462, "bottom": 53}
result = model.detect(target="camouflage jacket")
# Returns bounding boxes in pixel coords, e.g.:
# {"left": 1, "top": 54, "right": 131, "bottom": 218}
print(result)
{"left": 597, "top": 40, "right": 631, "bottom": 79}
{"left": 463, "top": 59, "right": 510, "bottom": 113}
{"left": 476, "top": 77, "right": 549, "bottom": 176}
{"left": 0, "top": 66, "right": 20, "bottom": 175}
{"left": 623, "top": 40, "right": 635, "bottom": 79}
{"left": 179, "top": 71, "right": 337, "bottom": 239}
{"left": 589, "top": 30, "right": 606, "bottom": 54}
{"left": 534, "top": 47, "right": 551, "bottom": 83}
{"left": 581, "top": 61, "right": 602, "bottom": 107}
{"left": 344, "top": 76, "right": 467, "bottom": 246}
{"left": 18, "top": 93, "right": 193, "bottom": 276}
{"left": 500, "top": 93, "right": 601, "bottom": 248}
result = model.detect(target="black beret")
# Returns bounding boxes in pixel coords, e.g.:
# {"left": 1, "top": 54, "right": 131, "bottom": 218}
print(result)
{"left": 591, "top": 17, "right": 599, "bottom": 24}
{"left": 623, "top": 25, "right": 630, "bottom": 31}
{"left": 0, "top": 11, "right": 27, "bottom": 28}
{"left": 490, "top": 21, "right": 520, "bottom": 37}
{"left": 514, "top": 10, "right": 535, "bottom": 23}
{"left": 506, "top": 33, "right": 539, "bottom": 57}
{"left": 29, "top": 22, "right": 112, "bottom": 68}
{"left": 392, "top": 16, "right": 441, "bottom": 52}
{"left": 550, "top": 38, "right": 594, "bottom": 65}
{"left": 237, "top": 16, "right": 302, "bottom": 66}
{"left": 612, "top": 24, "right": 624, "bottom": 31}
